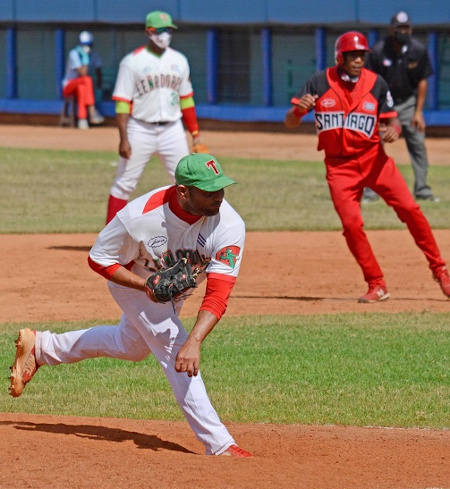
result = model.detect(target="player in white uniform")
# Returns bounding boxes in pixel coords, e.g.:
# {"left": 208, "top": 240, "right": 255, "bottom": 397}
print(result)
{"left": 106, "top": 10, "right": 206, "bottom": 224}
{"left": 9, "top": 153, "right": 253, "bottom": 458}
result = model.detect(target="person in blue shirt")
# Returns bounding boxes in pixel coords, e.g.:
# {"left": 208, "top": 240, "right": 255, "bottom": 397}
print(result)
{"left": 62, "top": 31, "right": 105, "bottom": 129}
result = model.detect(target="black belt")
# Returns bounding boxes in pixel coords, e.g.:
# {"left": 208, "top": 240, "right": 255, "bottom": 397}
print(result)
{"left": 150, "top": 121, "right": 170, "bottom": 126}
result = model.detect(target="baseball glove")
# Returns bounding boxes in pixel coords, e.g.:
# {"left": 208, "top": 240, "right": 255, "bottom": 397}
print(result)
{"left": 145, "top": 258, "right": 200, "bottom": 308}
{"left": 192, "top": 143, "right": 210, "bottom": 154}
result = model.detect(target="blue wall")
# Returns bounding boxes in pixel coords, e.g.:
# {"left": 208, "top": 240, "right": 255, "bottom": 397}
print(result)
{"left": 1, "top": 0, "right": 449, "bottom": 25}
{"left": 1, "top": 0, "right": 450, "bottom": 124}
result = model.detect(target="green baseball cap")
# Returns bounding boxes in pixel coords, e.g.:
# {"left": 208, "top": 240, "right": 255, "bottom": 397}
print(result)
{"left": 175, "top": 154, "right": 237, "bottom": 192}
{"left": 145, "top": 11, "right": 177, "bottom": 29}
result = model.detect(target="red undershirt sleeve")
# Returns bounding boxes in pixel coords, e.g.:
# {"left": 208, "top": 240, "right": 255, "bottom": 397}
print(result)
{"left": 180, "top": 96, "right": 200, "bottom": 137}
{"left": 88, "top": 256, "right": 134, "bottom": 280}
{"left": 200, "top": 273, "right": 236, "bottom": 320}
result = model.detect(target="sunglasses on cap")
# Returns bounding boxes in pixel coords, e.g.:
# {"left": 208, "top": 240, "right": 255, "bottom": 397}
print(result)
{"left": 147, "top": 27, "right": 173, "bottom": 35}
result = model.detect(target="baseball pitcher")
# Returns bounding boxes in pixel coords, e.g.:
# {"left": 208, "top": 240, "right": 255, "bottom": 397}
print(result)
{"left": 9, "top": 153, "right": 253, "bottom": 458}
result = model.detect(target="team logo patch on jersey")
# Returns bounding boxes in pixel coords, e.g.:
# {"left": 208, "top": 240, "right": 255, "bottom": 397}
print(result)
{"left": 363, "top": 102, "right": 375, "bottom": 112}
{"left": 148, "top": 236, "right": 168, "bottom": 248}
{"left": 321, "top": 98, "right": 336, "bottom": 108}
{"left": 386, "top": 90, "right": 394, "bottom": 108}
{"left": 216, "top": 246, "right": 240, "bottom": 269}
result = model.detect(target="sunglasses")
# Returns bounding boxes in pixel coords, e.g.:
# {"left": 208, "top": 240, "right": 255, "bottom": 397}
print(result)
{"left": 147, "top": 27, "right": 173, "bottom": 35}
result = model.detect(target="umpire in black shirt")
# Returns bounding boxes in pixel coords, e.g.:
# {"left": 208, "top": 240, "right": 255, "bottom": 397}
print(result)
{"left": 365, "top": 11, "right": 439, "bottom": 202}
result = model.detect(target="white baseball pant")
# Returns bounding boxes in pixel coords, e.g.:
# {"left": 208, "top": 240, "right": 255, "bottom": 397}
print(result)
{"left": 35, "top": 282, "right": 235, "bottom": 455}
{"left": 110, "top": 118, "right": 190, "bottom": 201}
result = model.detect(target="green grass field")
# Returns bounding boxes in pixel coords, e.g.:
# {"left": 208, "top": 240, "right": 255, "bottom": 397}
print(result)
{"left": 1, "top": 147, "right": 449, "bottom": 429}
{"left": 2, "top": 146, "right": 450, "bottom": 233}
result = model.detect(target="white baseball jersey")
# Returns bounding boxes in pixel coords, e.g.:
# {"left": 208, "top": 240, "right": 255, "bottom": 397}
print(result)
{"left": 112, "top": 46, "right": 193, "bottom": 123}
{"left": 90, "top": 185, "right": 245, "bottom": 287}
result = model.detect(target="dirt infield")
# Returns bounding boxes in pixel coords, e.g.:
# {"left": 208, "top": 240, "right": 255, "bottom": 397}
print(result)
{"left": 1, "top": 124, "right": 450, "bottom": 489}
{"left": 1, "top": 123, "right": 450, "bottom": 165}
{"left": 2, "top": 230, "right": 450, "bottom": 324}
{"left": 1, "top": 413, "right": 449, "bottom": 489}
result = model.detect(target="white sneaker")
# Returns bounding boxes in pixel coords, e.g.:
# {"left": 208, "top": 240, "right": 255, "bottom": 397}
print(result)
{"left": 77, "top": 118, "right": 89, "bottom": 129}
{"left": 90, "top": 112, "right": 105, "bottom": 125}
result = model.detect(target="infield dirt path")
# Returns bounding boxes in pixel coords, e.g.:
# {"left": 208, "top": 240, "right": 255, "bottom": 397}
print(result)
{"left": 1, "top": 124, "right": 449, "bottom": 489}
{"left": 1, "top": 123, "right": 449, "bottom": 165}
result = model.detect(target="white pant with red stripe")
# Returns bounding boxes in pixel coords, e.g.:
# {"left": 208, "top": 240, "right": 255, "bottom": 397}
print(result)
{"left": 35, "top": 281, "right": 235, "bottom": 455}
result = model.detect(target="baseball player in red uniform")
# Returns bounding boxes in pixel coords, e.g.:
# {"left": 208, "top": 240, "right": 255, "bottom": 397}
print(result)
{"left": 285, "top": 31, "right": 450, "bottom": 303}
{"left": 9, "top": 153, "right": 252, "bottom": 458}
{"left": 106, "top": 10, "right": 207, "bottom": 224}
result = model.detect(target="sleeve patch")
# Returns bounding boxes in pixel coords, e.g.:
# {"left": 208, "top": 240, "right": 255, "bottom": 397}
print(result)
{"left": 215, "top": 246, "right": 241, "bottom": 269}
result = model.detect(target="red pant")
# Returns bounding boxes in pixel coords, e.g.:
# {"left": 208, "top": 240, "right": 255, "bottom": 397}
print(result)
{"left": 325, "top": 147, "right": 445, "bottom": 284}
{"left": 63, "top": 76, "right": 95, "bottom": 120}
